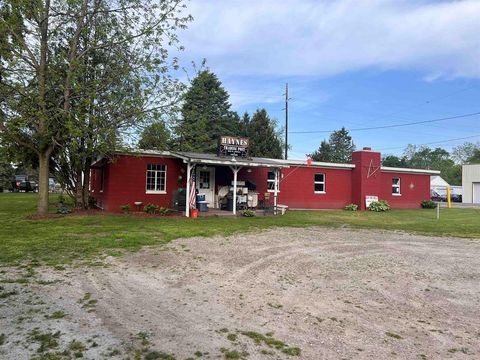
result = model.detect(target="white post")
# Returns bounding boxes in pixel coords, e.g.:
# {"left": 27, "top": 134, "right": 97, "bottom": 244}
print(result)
{"left": 273, "top": 168, "right": 278, "bottom": 214}
{"left": 437, "top": 202, "right": 440, "bottom": 220}
{"left": 185, "top": 162, "right": 191, "bottom": 217}
{"left": 233, "top": 167, "right": 238, "bottom": 215}
{"left": 230, "top": 166, "right": 241, "bottom": 215}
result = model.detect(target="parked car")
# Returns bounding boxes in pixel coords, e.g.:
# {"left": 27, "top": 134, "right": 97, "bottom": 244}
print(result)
{"left": 10, "top": 175, "right": 37, "bottom": 192}
{"left": 430, "top": 189, "right": 446, "bottom": 202}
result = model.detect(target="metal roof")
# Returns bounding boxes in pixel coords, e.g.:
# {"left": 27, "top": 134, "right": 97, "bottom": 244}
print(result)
{"left": 174, "top": 151, "right": 290, "bottom": 168}
{"left": 381, "top": 166, "right": 441, "bottom": 175}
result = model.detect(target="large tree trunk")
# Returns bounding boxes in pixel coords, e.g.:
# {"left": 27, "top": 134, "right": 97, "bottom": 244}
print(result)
{"left": 74, "top": 170, "right": 84, "bottom": 209}
{"left": 37, "top": 149, "right": 52, "bottom": 216}
{"left": 83, "top": 160, "right": 92, "bottom": 208}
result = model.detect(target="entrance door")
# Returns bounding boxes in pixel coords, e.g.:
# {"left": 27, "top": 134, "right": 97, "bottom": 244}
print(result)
{"left": 473, "top": 183, "right": 480, "bottom": 204}
{"left": 196, "top": 167, "right": 216, "bottom": 207}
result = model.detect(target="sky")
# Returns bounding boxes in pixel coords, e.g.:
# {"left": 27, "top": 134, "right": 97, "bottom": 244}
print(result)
{"left": 175, "top": 0, "right": 480, "bottom": 159}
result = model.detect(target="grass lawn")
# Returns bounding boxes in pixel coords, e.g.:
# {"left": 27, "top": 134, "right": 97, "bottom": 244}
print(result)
{"left": 0, "top": 193, "right": 479, "bottom": 265}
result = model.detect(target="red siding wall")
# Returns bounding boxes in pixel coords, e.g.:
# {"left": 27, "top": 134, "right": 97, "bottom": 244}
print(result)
{"left": 92, "top": 155, "right": 185, "bottom": 212}
{"left": 351, "top": 150, "right": 383, "bottom": 210}
{"left": 379, "top": 172, "right": 430, "bottom": 208}
{"left": 91, "top": 151, "right": 432, "bottom": 212}
{"left": 277, "top": 167, "right": 353, "bottom": 209}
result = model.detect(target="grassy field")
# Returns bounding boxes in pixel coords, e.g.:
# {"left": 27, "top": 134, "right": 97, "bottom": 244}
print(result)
{"left": 0, "top": 193, "right": 479, "bottom": 265}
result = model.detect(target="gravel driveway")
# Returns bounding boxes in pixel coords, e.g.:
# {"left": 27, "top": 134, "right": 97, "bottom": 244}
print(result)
{"left": 1, "top": 227, "right": 479, "bottom": 359}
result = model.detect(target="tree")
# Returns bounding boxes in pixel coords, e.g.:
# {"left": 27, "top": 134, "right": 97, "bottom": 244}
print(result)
{"left": 452, "top": 142, "right": 480, "bottom": 164}
{"left": 0, "top": 145, "right": 14, "bottom": 190}
{"left": 309, "top": 127, "right": 355, "bottom": 163}
{"left": 138, "top": 122, "right": 171, "bottom": 151}
{"left": 175, "top": 70, "right": 240, "bottom": 152}
{"left": 468, "top": 149, "right": 480, "bottom": 164}
{"left": 382, "top": 155, "right": 407, "bottom": 167}
{"left": 309, "top": 141, "right": 332, "bottom": 162}
{"left": 1, "top": 0, "right": 191, "bottom": 213}
{"left": 402, "top": 145, "right": 461, "bottom": 185}
{"left": 247, "top": 109, "right": 283, "bottom": 159}
{"left": 239, "top": 112, "right": 250, "bottom": 137}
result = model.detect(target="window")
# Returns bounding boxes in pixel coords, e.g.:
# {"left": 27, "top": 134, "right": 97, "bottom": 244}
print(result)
{"left": 146, "top": 164, "right": 166, "bottom": 193}
{"left": 199, "top": 170, "right": 210, "bottom": 189}
{"left": 392, "top": 177, "right": 401, "bottom": 195}
{"left": 314, "top": 173, "right": 326, "bottom": 193}
{"left": 267, "top": 171, "right": 279, "bottom": 192}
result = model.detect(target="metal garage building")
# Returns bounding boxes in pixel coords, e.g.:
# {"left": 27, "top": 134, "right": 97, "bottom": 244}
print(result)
{"left": 462, "top": 164, "right": 480, "bottom": 204}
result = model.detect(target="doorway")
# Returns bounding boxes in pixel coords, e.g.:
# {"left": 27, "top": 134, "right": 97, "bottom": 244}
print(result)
{"left": 473, "top": 183, "right": 480, "bottom": 204}
{"left": 196, "top": 166, "right": 216, "bottom": 207}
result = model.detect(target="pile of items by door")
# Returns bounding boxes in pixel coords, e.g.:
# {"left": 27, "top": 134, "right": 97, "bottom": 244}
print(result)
{"left": 195, "top": 180, "right": 259, "bottom": 212}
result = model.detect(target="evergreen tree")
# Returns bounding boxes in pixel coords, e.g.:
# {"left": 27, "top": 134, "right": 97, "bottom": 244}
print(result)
{"left": 309, "top": 141, "right": 332, "bottom": 162}
{"left": 138, "top": 122, "right": 171, "bottom": 151}
{"left": 239, "top": 112, "right": 250, "bottom": 137}
{"left": 309, "top": 127, "right": 355, "bottom": 163}
{"left": 175, "top": 70, "right": 240, "bottom": 152}
{"left": 247, "top": 109, "right": 283, "bottom": 159}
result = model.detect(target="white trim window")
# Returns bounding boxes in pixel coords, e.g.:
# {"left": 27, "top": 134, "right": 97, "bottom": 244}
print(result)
{"left": 267, "top": 171, "right": 279, "bottom": 192}
{"left": 392, "top": 177, "right": 401, "bottom": 195}
{"left": 146, "top": 164, "right": 167, "bottom": 193}
{"left": 314, "top": 173, "right": 326, "bottom": 193}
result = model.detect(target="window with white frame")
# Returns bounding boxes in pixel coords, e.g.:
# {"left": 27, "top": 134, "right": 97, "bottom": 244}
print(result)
{"left": 314, "top": 173, "right": 326, "bottom": 193}
{"left": 146, "top": 164, "right": 166, "bottom": 193}
{"left": 267, "top": 171, "right": 279, "bottom": 192}
{"left": 392, "top": 177, "right": 401, "bottom": 195}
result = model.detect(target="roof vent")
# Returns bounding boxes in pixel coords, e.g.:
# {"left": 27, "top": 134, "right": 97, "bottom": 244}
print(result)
{"left": 363, "top": 147, "right": 372, "bottom": 151}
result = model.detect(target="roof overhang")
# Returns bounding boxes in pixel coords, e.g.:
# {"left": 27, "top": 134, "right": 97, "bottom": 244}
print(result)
{"left": 381, "top": 166, "right": 441, "bottom": 175}
{"left": 175, "top": 153, "right": 290, "bottom": 168}
{"left": 285, "top": 159, "right": 355, "bottom": 170}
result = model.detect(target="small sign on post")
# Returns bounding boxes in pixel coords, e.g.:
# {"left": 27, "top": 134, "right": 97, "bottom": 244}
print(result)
{"left": 365, "top": 195, "right": 378, "bottom": 209}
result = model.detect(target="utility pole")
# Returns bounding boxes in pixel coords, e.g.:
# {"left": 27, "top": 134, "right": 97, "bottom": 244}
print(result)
{"left": 284, "top": 82, "right": 289, "bottom": 159}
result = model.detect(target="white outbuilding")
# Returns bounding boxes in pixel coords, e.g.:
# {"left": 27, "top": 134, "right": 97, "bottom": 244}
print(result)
{"left": 462, "top": 164, "right": 480, "bottom": 204}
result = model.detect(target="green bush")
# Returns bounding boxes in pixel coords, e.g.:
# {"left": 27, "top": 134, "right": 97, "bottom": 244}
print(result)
{"left": 368, "top": 200, "right": 390, "bottom": 212}
{"left": 120, "top": 204, "right": 131, "bottom": 213}
{"left": 158, "top": 207, "right": 171, "bottom": 216}
{"left": 242, "top": 209, "right": 255, "bottom": 217}
{"left": 344, "top": 203, "right": 358, "bottom": 211}
{"left": 421, "top": 200, "right": 437, "bottom": 209}
{"left": 143, "top": 203, "right": 159, "bottom": 214}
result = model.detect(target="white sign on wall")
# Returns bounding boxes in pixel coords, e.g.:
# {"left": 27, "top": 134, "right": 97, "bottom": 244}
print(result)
{"left": 365, "top": 195, "right": 378, "bottom": 208}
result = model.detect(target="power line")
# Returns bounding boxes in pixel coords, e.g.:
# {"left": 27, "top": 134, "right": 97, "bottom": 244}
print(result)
{"left": 290, "top": 111, "right": 480, "bottom": 134}
{"left": 378, "top": 134, "right": 480, "bottom": 151}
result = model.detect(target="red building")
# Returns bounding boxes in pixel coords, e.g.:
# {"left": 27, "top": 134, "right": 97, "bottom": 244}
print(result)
{"left": 90, "top": 148, "right": 439, "bottom": 215}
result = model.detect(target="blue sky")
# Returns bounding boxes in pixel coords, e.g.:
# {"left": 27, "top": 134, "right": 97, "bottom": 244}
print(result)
{"left": 176, "top": 0, "right": 480, "bottom": 159}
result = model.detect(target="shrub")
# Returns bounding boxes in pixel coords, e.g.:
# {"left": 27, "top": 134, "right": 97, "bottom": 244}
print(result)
{"left": 242, "top": 209, "right": 255, "bottom": 217}
{"left": 421, "top": 200, "right": 437, "bottom": 209}
{"left": 344, "top": 203, "right": 358, "bottom": 211}
{"left": 88, "top": 196, "right": 97, "bottom": 208}
{"left": 120, "top": 204, "right": 131, "bottom": 213}
{"left": 158, "top": 207, "right": 171, "bottom": 216}
{"left": 143, "top": 203, "right": 159, "bottom": 214}
{"left": 368, "top": 200, "right": 390, "bottom": 212}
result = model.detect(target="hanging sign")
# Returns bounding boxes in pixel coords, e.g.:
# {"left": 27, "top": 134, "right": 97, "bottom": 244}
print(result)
{"left": 218, "top": 136, "right": 249, "bottom": 158}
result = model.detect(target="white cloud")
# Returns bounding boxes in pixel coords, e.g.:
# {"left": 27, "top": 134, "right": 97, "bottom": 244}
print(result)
{"left": 180, "top": 0, "right": 480, "bottom": 79}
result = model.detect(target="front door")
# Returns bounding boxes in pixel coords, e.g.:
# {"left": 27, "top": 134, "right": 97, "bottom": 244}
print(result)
{"left": 196, "top": 167, "right": 216, "bottom": 207}
{"left": 473, "top": 183, "right": 480, "bottom": 204}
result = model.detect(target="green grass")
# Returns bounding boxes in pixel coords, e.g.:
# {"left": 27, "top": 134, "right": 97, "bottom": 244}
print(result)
{"left": 0, "top": 193, "right": 479, "bottom": 265}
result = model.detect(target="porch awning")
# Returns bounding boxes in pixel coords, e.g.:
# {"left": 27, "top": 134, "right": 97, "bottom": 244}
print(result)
{"left": 173, "top": 151, "right": 290, "bottom": 168}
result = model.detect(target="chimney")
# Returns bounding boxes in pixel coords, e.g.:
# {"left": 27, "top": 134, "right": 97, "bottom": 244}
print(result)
{"left": 363, "top": 147, "right": 372, "bottom": 151}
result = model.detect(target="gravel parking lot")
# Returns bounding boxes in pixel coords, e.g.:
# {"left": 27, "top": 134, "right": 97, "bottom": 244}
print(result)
{"left": 1, "top": 227, "right": 479, "bottom": 359}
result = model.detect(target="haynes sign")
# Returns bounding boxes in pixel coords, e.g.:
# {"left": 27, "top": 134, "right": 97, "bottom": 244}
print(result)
{"left": 218, "top": 136, "right": 249, "bottom": 158}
